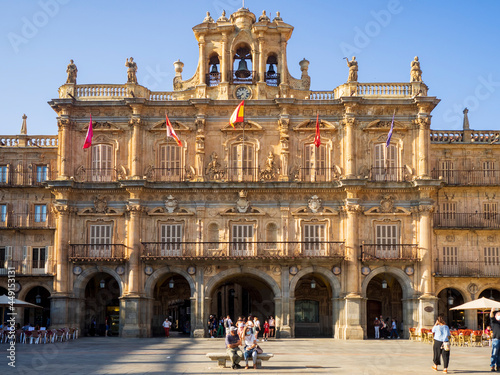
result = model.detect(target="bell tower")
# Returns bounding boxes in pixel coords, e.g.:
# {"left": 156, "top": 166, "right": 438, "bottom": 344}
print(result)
{"left": 172, "top": 8, "right": 311, "bottom": 100}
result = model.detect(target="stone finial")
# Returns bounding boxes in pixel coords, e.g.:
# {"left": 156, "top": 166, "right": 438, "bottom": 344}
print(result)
{"left": 173, "top": 60, "right": 184, "bottom": 76}
{"left": 258, "top": 10, "right": 270, "bottom": 22}
{"left": 299, "top": 58, "right": 310, "bottom": 72}
{"left": 410, "top": 56, "right": 422, "bottom": 82}
{"left": 463, "top": 108, "right": 470, "bottom": 130}
{"left": 217, "top": 10, "right": 228, "bottom": 22}
{"left": 203, "top": 11, "right": 214, "bottom": 23}
{"left": 66, "top": 59, "right": 77, "bottom": 84}
{"left": 21, "top": 114, "right": 27, "bottom": 135}
{"left": 273, "top": 11, "right": 283, "bottom": 21}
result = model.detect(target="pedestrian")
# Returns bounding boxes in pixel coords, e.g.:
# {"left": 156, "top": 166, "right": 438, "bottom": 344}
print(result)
{"left": 374, "top": 317, "right": 380, "bottom": 339}
{"left": 263, "top": 319, "right": 270, "bottom": 341}
{"left": 105, "top": 316, "right": 110, "bottom": 337}
{"left": 431, "top": 315, "right": 450, "bottom": 373}
{"left": 237, "top": 316, "right": 245, "bottom": 338}
{"left": 243, "top": 326, "right": 258, "bottom": 369}
{"left": 268, "top": 315, "right": 275, "bottom": 338}
{"left": 225, "top": 327, "right": 243, "bottom": 370}
{"left": 163, "top": 317, "right": 172, "bottom": 337}
{"left": 490, "top": 308, "right": 500, "bottom": 372}
{"left": 217, "top": 317, "right": 225, "bottom": 338}
{"left": 253, "top": 316, "right": 261, "bottom": 340}
{"left": 391, "top": 319, "right": 400, "bottom": 339}
{"left": 224, "top": 314, "right": 233, "bottom": 336}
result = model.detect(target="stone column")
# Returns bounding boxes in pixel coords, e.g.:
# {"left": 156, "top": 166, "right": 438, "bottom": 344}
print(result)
{"left": 417, "top": 117, "right": 430, "bottom": 178}
{"left": 279, "top": 266, "right": 291, "bottom": 337}
{"left": 126, "top": 202, "right": 141, "bottom": 296}
{"left": 192, "top": 268, "right": 205, "bottom": 337}
{"left": 220, "top": 33, "right": 228, "bottom": 83}
{"left": 344, "top": 117, "right": 356, "bottom": 178}
{"left": 258, "top": 37, "right": 265, "bottom": 83}
{"left": 198, "top": 36, "right": 206, "bottom": 85}
{"left": 130, "top": 117, "right": 141, "bottom": 179}
{"left": 280, "top": 39, "right": 288, "bottom": 85}
{"left": 58, "top": 119, "right": 71, "bottom": 179}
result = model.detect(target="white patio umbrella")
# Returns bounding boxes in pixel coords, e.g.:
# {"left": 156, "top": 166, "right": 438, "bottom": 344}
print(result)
{"left": 450, "top": 297, "right": 500, "bottom": 331}
{"left": 0, "top": 295, "right": 42, "bottom": 327}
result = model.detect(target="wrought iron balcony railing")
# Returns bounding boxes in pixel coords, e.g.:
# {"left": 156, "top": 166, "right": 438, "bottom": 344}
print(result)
{"left": 226, "top": 167, "right": 259, "bottom": 182}
{"left": 296, "top": 167, "right": 340, "bottom": 182}
{"left": 141, "top": 241, "right": 345, "bottom": 259}
{"left": 431, "top": 169, "right": 500, "bottom": 185}
{"left": 0, "top": 260, "right": 56, "bottom": 276}
{"left": 69, "top": 244, "right": 126, "bottom": 261}
{"left": 265, "top": 72, "right": 280, "bottom": 87}
{"left": 205, "top": 72, "right": 221, "bottom": 87}
{"left": 369, "top": 167, "right": 410, "bottom": 182}
{"left": 361, "top": 244, "right": 420, "bottom": 261}
{"left": 434, "top": 213, "right": 500, "bottom": 229}
{"left": 74, "top": 168, "right": 119, "bottom": 182}
{"left": 146, "top": 167, "right": 186, "bottom": 182}
{"left": 0, "top": 213, "right": 55, "bottom": 229}
{"left": 230, "top": 70, "right": 256, "bottom": 85}
{"left": 434, "top": 261, "right": 500, "bottom": 277}
{"left": 0, "top": 170, "right": 55, "bottom": 186}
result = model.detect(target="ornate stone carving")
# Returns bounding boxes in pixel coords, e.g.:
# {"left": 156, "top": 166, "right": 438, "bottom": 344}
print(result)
{"left": 308, "top": 195, "right": 322, "bottom": 213}
{"left": 418, "top": 204, "right": 435, "bottom": 214}
{"left": 345, "top": 56, "right": 358, "bottom": 82}
{"left": 236, "top": 190, "right": 250, "bottom": 213}
{"left": 66, "top": 59, "right": 77, "bottom": 84}
{"left": 203, "top": 11, "right": 214, "bottom": 23}
{"left": 258, "top": 10, "right": 270, "bottom": 22}
{"left": 273, "top": 11, "right": 283, "bottom": 22}
{"left": 260, "top": 152, "right": 278, "bottom": 180}
{"left": 94, "top": 195, "right": 109, "bottom": 213}
{"left": 217, "top": 10, "right": 228, "bottom": 22}
{"left": 445, "top": 235, "right": 455, "bottom": 242}
{"left": 410, "top": 56, "right": 422, "bottom": 82}
{"left": 125, "top": 57, "right": 138, "bottom": 84}
{"left": 205, "top": 152, "right": 225, "bottom": 181}
{"left": 380, "top": 195, "right": 394, "bottom": 213}
{"left": 165, "top": 195, "right": 178, "bottom": 213}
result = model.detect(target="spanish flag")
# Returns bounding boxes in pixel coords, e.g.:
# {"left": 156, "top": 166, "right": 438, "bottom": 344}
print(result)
{"left": 166, "top": 113, "right": 182, "bottom": 147}
{"left": 229, "top": 100, "right": 245, "bottom": 127}
{"left": 83, "top": 114, "right": 93, "bottom": 149}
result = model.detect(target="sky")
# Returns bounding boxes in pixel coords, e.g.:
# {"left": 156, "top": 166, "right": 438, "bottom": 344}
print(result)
{"left": 1, "top": 0, "right": 500, "bottom": 135}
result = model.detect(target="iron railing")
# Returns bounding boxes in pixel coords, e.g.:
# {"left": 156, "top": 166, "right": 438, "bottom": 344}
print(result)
{"left": 297, "top": 167, "right": 339, "bottom": 182}
{"left": 361, "top": 244, "right": 420, "bottom": 261}
{"left": 265, "top": 72, "right": 280, "bottom": 86}
{"left": 226, "top": 167, "right": 259, "bottom": 182}
{"left": 0, "top": 170, "right": 54, "bottom": 186}
{"left": 0, "top": 213, "right": 55, "bottom": 229}
{"left": 230, "top": 70, "right": 256, "bottom": 85}
{"left": 370, "top": 167, "right": 409, "bottom": 182}
{"left": 431, "top": 169, "right": 500, "bottom": 185}
{"left": 69, "top": 244, "right": 126, "bottom": 261}
{"left": 205, "top": 72, "right": 221, "bottom": 87}
{"left": 74, "top": 168, "right": 118, "bottom": 182}
{"left": 146, "top": 167, "right": 185, "bottom": 182}
{"left": 434, "top": 261, "right": 500, "bottom": 277}
{"left": 433, "top": 213, "right": 500, "bottom": 229}
{"left": 141, "top": 241, "right": 345, "bottom": 259}
{"left": 0, "top": 260, "right": 56, "bottom": 275}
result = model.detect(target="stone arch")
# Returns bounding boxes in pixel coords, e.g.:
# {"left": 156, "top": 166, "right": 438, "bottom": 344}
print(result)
{"left": 435, "top": 285, "right": 470, "bottom": 302}
{"left": 361, "top": 266, "right": 414, "bottom": 300}
{"left": 478, "top": 285, "right": 500, "bottom": 297}
{"left": 18, "top": 281, "right": 53, "bottom": 301}
{"left": 73, "top": 266, "right": 125, "bottom": 299}
{"left": 144, "top": 266, "right": 196, "bottom": 298}
{"left": 289, "top": 266, "right": 341, "bottom": 298}
{"left": 205, "top": 267, "right": 281, "bottom": 298}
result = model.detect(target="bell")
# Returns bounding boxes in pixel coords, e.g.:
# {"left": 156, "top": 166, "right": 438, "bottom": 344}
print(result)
{"left": 235, "top": 59, "right": 251, "bottom": 78}
{"left": 210, "top": 64, "right": 218, "bottom": 74}
{"left": 267, "top": 63, "right": 276, "bottom": 75}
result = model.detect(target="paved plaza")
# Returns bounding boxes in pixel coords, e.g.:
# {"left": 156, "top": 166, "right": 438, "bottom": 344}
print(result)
{"left": 1, "top": 334, "right": 494, "bottom": 375}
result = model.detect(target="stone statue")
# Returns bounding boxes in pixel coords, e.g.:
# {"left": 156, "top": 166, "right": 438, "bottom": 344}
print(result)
{"left": 260, "top": 151, "right": 277, "bottom": 180}
{"left": 125, "top": 57, "right": 138, "bottom": 84}
{"left": 203, "top": 11, "right": 214, "bottom": 23}
{"left": 206, "top": 152, "right": 225, "bottom": 180}
{"left": 410, "top": 56, "right": 422, "bottom": 82}
{"left": 66, "top": 59, "right": 77, "bottom": 84}
{"left": 345, "top": 56, "right": 358, "bottom": 82}
{"left": 258, "top": 10, "right": 270, "bottom": 22}
{"left": 273, "top": 11, "right": 283, "bottom": 22}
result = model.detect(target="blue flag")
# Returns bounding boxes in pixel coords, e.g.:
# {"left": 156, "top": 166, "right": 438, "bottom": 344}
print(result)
{"left": 386, "top": 112, "right": 395, "bottom": 148}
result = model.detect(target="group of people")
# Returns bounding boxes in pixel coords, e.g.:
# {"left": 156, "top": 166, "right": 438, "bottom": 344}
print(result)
{"left": 430, "top": 309, "right": 500, "bottom": 373}
{"left": 209, "top": 314, "right": 276, "bottom": 341}
{"left": 222, "top": 314, "right": 275, "bottom": 369}
{"left": 373, "top": 316, "right": 400, "bottom": 339}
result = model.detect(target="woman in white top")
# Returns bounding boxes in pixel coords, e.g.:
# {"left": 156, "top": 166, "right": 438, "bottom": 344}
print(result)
{"left": 243, "top": 326, "right": 258, "bottom": 369}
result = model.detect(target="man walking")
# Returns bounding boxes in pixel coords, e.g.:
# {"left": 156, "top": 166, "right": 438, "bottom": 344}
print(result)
{"left": 490, "top": 309, "right": 500, "bottom": 372}
{"left": 225, "top": 327, "right": 243, "bottom": 370}
{"left": 163, "top": 317, "right": 172, "bottom": 337}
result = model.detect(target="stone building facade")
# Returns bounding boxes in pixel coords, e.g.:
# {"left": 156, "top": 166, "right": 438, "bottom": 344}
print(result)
{"left": 0, "top": 8, "right": 498, "bottom": 339}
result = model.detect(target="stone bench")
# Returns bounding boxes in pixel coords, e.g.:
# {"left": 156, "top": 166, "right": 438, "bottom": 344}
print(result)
{"left": 206, "top": 352, "right": 274, "bottom": 368}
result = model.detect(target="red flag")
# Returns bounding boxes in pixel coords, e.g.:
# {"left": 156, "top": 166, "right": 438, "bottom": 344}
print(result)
{"left": 83, "top": 114, "right": 93, "bottom": 149}
{"left": 166, "top": 113, "right": 182, "bottom": 147}
{"left": 314, "top": 113, "right": 321, "bottom": 148}
{"left": 229, "top": 100, "right": 245, "bottom": 127}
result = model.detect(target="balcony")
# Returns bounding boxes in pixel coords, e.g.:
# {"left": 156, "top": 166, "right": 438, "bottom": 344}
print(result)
{"left": 0, "top": 260, "right": 56, "bottom": 276}
{"left": 369, "top": 167, "right": 410, "bottom": 182}
{"left": 0, "top": 170, "right": 54, "bottom": 187}
{"left": 430, "top": 130, "right": 499, "bottom": 144}
{"left": 146, "top": 167, "right": 186, "bottom": 182}
{"left": 434, "top": 261, "right": 500, "bottom": 277}
{"left": 141, "top": 241, "right": 345, "bottom": 259}
{"left": 230, "top": 70, "right": 256, "bottom": 85}
{"left": 264, "top": 72, "right": 280, "bottom": 87}
{"left": 434, "top": 213, "right": 500, "bottom": 229}
{"left": 205, "top": 72, "right": 221, "bottom": 87}
{"left": 296, "top": 167, "right": 339, "bottom": 183}
{"left": 69, "top": 244, "right": 126, "bottom": 262}
{"left": 431, "top": 169, "right": 500, "bottom": 185}
{"left": 361, "top": 244, "right": 420, "bottom": 261}
{"left": 74, "top": 168, "right": 118, "bottom": 183}
{"left": 0, "top": 213, "right": 55, "bottom": 229}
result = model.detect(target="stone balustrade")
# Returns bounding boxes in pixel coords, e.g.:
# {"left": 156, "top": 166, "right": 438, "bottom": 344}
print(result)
{"left": 309, "top": 91, "right": 335, "bottom": 100}
{"left": 75, "top": 84, "right": 129, "bottom": 99}
{"left": 357, "top": 83, "right": 413, "bottom": 97}
{"left": 59, "top": 83, "right": 176, "bottom": 101}
{"left": 430, "top": 130, "right": 500, "bottom": 144}
{"left": 0, "top": 135, "right": 58, "bottom": 147}
{"left": 149, "top": 91, "right": 174, "bottom": 101}
{"left": 310, "top": 82, "right": 425, "bottom": 100}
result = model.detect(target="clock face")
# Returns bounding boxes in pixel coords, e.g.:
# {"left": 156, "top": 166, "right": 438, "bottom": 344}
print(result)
{"left": 235, "top": 86, "right": 251, "bottom": 100}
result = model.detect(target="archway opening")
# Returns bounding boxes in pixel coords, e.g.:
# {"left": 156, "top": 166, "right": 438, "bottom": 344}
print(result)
{"left": 152, "top": 273, "right": 191, "bottom": 337}
{"left": 232, "top": 45, "right": 253, "bottom": 84}
{"left": 294, "top": 273, "right": 332, "bottom": 337}
{"left": 437, "top": 288, "right": 465, "bottom": 329}
{"left": 24, "top": 286, "right": 51, "bottom": 328}
{"left": 479, "top": 288, "right": 500, "bottom": 329}
{"left": 0, "top": 286, "right": 10, "bottom": 323}
{"left": 210, "top": 274, "right": 275, "bottom": 335}
{"left": 366, "top": 273, "right": 403, "bottom": 339}
{"left": 84, "top": 272, "right": 120, "bottom": 336}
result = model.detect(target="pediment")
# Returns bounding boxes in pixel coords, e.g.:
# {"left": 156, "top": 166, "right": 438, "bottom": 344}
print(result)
{"left": 151, "top": 120, "right": 191, "bottom": 132}
{"left": 147, "top": 207, "right": 193, "bottom": 215}
{"left": 292, "top": 206, "right": 339, "bottom": 216}
{"left": 221, "top": 120, "right": 263, "bottom": 132}
{"left": 364, "top": 206, "right": 412, "bottom": 215}
{"left": 220, "top": 207, "right": 265, "bottom": 215}
{"left": 293, "top": 119, "right": 337, "bottom": 131}
{"left": 363, "top": 119, "right": 406, "bottom": 131}
{"left": 78, "top": 207, "right": 121, "bottom": 215}
{"left": 83, "top": 121, "right": 122, "bottom": 132}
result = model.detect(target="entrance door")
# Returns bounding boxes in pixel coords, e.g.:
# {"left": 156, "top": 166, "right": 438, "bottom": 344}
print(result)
{"left": 367, "top": 300, "right": 382, "bottom": 338}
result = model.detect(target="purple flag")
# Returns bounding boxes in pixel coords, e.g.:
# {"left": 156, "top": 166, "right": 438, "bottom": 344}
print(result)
{"left": 386, "top": 112, "right": 395, "bottom": 148}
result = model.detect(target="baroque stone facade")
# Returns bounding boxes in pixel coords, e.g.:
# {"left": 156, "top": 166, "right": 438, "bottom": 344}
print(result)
{"left": 1, "top": 8, "right": 499, "bottom": 339}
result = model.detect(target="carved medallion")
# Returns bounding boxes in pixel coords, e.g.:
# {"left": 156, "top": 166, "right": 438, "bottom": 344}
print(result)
{"left": 308, "top": 195, "right": 322, "bottom": 213}
{"left": 165, "top": 195, "right": 178, "bottom": 213}
{"left": 236, "top": 190, "right": 250, "bottom": 213}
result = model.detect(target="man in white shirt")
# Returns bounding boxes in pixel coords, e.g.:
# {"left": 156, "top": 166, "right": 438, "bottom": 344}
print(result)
{"left": 162, "top": 318, "right": 172, "bottom": 337}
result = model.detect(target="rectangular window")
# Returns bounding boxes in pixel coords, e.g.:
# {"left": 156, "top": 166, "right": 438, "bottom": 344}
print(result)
{"left": 159, "top": 144, "right": 182, "bottom": 181}
{"left": 295, "top": 300, "right": 319, "bottom": 323}
{"left": 303, "top": 224, "right": 326, "bottom": 255}
{"left": 160, "top": 223, "right": 183, "bottom": 256}
{"left": 440, "top": 160, "right": 455, "bottom": 183}
{"left": 231, "top": 144, "right": 254, "bottom": 181}
{"left": 34, "top": 205, "right": 47, "bottom": 222}
{"left": 0, "top": 166, "right": 7, "bottom": 183}
{"left": 89, "top": 224, "right": 112, "bottom": 257}
{"left": 484, "top": 247, "right": 499, "bottom": 266}
{"left": 483, "top": 202, "right": 498, "bottom": 219}
{"left": 231, "top": 224, "right": 254, "bottom": 256}
{"left": 91, "top": 144, "right": 113, "bottom": 182}
{"left": 0, "top": 246, "right": 12, "bottom": 271}
{"left": 440, "top": 202, "right": 457, "bottom": 226}
{"left": 441, "top": 246, "right": 458, "bottom": 275}
{"left": 32, "top": 247, "right": 46, "bottom": 269}
{"left": 375, "top": 224, "right": 398, "bottom": 258}
{"left": 36, "top": 165, "right": 48, "bottom": 182}
{"left": 374, "top": 144, "right": 398, "bottom": 181}
{"left": 303, "top": 144, "right": 327, "bottom": 182}
{"left": 0, "top": 204, "right": 6, "bottom": 222}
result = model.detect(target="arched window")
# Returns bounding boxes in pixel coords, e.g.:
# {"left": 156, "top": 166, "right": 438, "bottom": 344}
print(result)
{"left": 303, "top": 143, "right": 327, "bottom": 182}
{"left": 265, "top": 55, "right": 280, "bottom": 86}
{"left": 91, "top": 144, "right": 113, "bottom": 182}
{"left": 373, "top": 143, "right": 398, "bottom": 181}
{"left": 159, "top": 142, "right": 183, "bottom": 181}
{"left": 207, "top": 54, "right": 220, "bottom": 87}
{"left": 232, "top": 46, "right": 253, "bottom": 84}
{"left": 265, "top": 223, "right": 278, "bottom": 249}
{"left": 230, "top": 142, "right": 256, "bottom": 182}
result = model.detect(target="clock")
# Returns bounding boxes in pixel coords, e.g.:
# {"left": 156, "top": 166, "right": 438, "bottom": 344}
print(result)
{"left": 235, "top": 85, "right": 251, "bottom": 100}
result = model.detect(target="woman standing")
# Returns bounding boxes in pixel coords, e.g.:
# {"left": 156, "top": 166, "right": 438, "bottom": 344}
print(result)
{"left": 268, "top": 316, "right": 275, "bottom": 338}
{"left": 431, "top": 315, "right": 450, "bottom": 373}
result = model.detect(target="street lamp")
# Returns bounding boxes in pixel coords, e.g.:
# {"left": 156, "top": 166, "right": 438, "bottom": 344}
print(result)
{"left": 35, "top": 287, "right": 41, "bottom": 304}
{"left": 381, "top": 279, "right": 388, "bottom": 289}
{"left": 311, "top": 279, "right": 316, "bottom": 289}
{"left": 99, "top": 279, "right": 106, "bottom": 289}
{"left": 169, "top": 279, "right": 174, "bottom": 289}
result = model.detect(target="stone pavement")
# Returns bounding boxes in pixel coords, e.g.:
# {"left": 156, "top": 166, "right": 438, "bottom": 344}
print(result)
{"left": 1, "top": 335, "right": 494, "bottom": 375}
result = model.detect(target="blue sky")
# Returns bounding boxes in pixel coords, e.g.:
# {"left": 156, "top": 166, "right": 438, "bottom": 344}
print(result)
{"left": 1, "top": 0, "right": 499, "bottom": 135}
